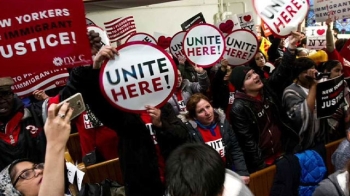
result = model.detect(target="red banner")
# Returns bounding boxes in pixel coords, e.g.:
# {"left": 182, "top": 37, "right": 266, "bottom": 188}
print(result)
{"left": 12, "top": 68, "right": 69, "bottom": 98}
{"left": 0, "top": 0, "right": 92, "bottom": 77}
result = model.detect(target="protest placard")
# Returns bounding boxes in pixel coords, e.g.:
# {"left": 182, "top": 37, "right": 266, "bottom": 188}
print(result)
{"left": 170, "top": 31, "right": 186, "bottom": 59}
{"left": 181, "top": 12, "right": 206, "bottom": 31}
{"left": 0, "top": 0, "right": 92, "bottom": 77}
{"left": 224, "top": 29, "right": 259, "bottom": 66}
{"left": 87, "top": 25, "right": 110, "bottom": 46}
{"left": 100, "top": 41, "right": 177, "bottom": 113}
{"left": 236, "top": 12, "right": 257, "bottom": 34}
{"left": 305, "top": 26, "right": 327, "bottom": 50}
{"left": 183, "top": 24, "right": 225, "bottom": 68}
{"left": 253, "top": 0, "right": 309, "bottom": 37}
{"left": 125, "top": 32, "right": 157, "bottom": 44}
{"left": 104, "top": 16, "right": 136, "bottom": 43}
{"left": 316, "top": 75, "right": 345, "bottom": 118}
{"left": 314, "top": 0, "right": 350, "bottom": 22}
{"left": 216, "top": 16, "right": 241, "bottom": 35}
{"left": 11, "top": 68, "right": 69, "bottom": 97}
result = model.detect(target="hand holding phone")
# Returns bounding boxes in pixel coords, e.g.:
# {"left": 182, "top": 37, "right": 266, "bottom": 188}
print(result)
{"left": 57, "top": 93, "right": 86, "bottom": 120}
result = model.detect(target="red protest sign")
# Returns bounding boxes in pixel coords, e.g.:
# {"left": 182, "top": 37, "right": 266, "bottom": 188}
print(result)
{"left": 100, "top": 42, "right": 177, "bottom": 113}
{"left": 12, "top": 68, "right": 69, "bottom": 98}
{"left": 340, "top": 39, "right": 350, "bottom": 62}
{"left": 253, "top": 0, "right": 309, "bottom": 37}
{"left": 0, "top": 0, "right": 92, "bottom": 77}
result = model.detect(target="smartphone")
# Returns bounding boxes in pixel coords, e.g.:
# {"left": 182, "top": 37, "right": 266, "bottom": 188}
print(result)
{"left": 57, "top": 93, "right": 86, "bottom": 120}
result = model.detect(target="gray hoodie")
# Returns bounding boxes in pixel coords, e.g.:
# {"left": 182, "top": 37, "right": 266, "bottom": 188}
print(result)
{"left": 313, "top": 170, "right": 349, "bottom": 196}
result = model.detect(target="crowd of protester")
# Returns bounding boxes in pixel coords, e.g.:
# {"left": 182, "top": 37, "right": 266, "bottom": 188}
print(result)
{"left": 2, "top": 17, "right": 350, "bottom": 196}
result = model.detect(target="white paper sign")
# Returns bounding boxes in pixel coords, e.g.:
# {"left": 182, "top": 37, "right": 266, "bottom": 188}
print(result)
{"left": 314, "top": 0, "right": 350, "bottom": 22}
{"left": 254, "top": 0, "right": 309, "bottom": 37}
{"left": 100, "top": 42, "right": 177, "bottom": 113}
{"left": 126, "top": 33, "right": 157, "bottom": 44}
{"left": 306, "top": 26, "right": 327, "bottom": 50}
{"left": 170, "top": 31, "right": 186, "bottom": 59}
{"left": 216, "top": 16, "right": 241, "bottom": 34}
{"left": 224, "top": 29, "right": 259, "bottom": 66}
{"left": 183, "top": 24, "right": 225, "bottom": 68}
{"left": 87, "top": 26, "right": 110, "bottom": 46}
{"left": 236, "top": 12, "right": 257, "bottom": 34}
{"left": 76, "top": 169, "right": 85, "bottom": 191}
{"left": 66, "top": 162, "right": 77, "bottom": 184}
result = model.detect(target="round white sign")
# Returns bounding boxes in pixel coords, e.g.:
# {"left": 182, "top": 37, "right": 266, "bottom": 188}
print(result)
{"left": 170, "top": 31, "right": 186, "bottom": 59}
{"left": 125, "top": 33, "right": 157, "bottom": 44}
{"left": 253, "top": 0, "right": 309, "bottom": 37}
{"left": 183, "top": 24, "right": 225, "bottom": 68}
{"left": 224, "top": 29, "right": 259, "bottom": 66}
{"left": 100, "top": 42, "right": 177, "bottom": 113}
{"left": 87, "top": 25, "right": 110, "bottom": 46}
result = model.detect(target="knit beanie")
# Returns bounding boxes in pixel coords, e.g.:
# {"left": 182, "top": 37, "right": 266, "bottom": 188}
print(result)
{"left": 229, "top": 66, "right": 252, "bottom": 91}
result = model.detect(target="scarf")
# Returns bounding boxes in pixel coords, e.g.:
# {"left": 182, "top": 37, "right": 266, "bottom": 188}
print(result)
{"left": 195, "top": 120, "right": 217, "bottom": 136}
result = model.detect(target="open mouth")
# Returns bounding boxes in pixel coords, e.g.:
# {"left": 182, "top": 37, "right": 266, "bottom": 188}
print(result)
{"left": 0, "top": 107, "right": 8, "bottom": 113}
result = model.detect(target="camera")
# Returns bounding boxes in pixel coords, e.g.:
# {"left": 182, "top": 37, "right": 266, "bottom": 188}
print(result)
{"left": 315, "top": 72, "right": 331, "bottom": 80}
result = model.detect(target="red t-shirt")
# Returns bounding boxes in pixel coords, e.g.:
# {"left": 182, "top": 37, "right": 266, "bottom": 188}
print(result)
{"left": 140, "top": 112, "right": 166, "bottom": 183}
{"left": 197, "top": 125, "right": 226, "bottom": 163}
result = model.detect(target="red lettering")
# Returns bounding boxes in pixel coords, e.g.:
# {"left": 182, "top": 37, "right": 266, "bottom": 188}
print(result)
{"left": 126, "top": 83, "right": 138, "bottom": 98}
{"left": 196, "top": 47, "right": 201, "bottom": 55}
{"left": 285, "top": 5, "right": 297, "bottom": 18}
{"left": 218, "top": 149, "right": 224, "bottom": 157}
{"left": 152, "top": 77, "right": 163, "bottom": 92}
{"left": 230, "top": 48, "right": 237, "bottom": 56}
{"left": 139, "top": 81, "right": 152, "bottom": 95}
{"left": 203, "top": 47, "right": 209, "bottom": 55}
{"left": 280, "top": 11, "right": 291, "bottom": 23}
{"left": 241, "top": 52, "right": 248, "bottom": 59}
{"left": 174, "top": 51, "right": 183, "bottom": 58}
{"left": 111, "top": 87, "right": 127, "bottom": 101}
{"left": 273, "top": 18, "right": 284, "bottom": 33}
{"left": 291, "top": 0, "right": 302, "bottom": 10}
{"left": 210, "top": 46, "right": 216, "bottom": 55}
{"left": 187, "top": 48, "right": 195, "bottom": 56}
{"left": 236, "top": 50, "right": 242, "bottom": 58}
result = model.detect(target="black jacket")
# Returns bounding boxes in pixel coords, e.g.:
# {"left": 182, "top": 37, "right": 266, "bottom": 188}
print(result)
{"left": 68, "top": 67, "right": 189, "bottom": 196}
{"left": 211, "top": 68, "right": 230, "bottom": 111}
{"left": 267, "top": 37, "right": 284, "bottom": 64}
{"left": 180, "top": 110, "right": 249, "bottom": 176}
{"left": 230, "top": 49, "right": 300, "bottom": 173}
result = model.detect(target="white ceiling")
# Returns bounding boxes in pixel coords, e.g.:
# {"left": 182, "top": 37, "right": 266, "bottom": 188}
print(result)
{"left": 84, "top": 0, "right": 180, "bottom": 12}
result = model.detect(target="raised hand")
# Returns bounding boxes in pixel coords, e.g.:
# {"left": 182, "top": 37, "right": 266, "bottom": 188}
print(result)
{"left": 93, "top": 46, "right": 119, "bottom": 69}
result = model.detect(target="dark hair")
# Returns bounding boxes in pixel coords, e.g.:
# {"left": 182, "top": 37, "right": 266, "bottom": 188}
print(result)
{"left": 335, "top": 38, "right": 348, "bottom": 52}
{"left": 165, "top": 143, "right": 225, "bottom": 196}
{"left": 298, "top": 38, "right": 307, "bottom": 48}
{"left": 8, "top": 159, "right": 30, "bottom": 183}
{"left": 186, "top": 93, "right": 211, "bottom": 119}
{"left": 249, "top": 51, "right": 267, "bottom": 79}
{"left": 317, "top": 60, "right": 341, "bottom": 73}
{"left": 293, "top": 57, "right": 317, "bottom": 79}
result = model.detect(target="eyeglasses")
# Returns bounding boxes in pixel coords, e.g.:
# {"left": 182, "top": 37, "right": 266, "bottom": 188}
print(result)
{"left": 12, "top": 163, "right": 44, "bottom": 186}
{"left": 0, "top": 91, "right": 13, "bottom": 99}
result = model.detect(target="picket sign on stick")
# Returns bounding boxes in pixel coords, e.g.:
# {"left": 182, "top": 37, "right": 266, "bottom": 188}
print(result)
{"left": 305, "top": 26, "right": 327, "bottom": 50}
{"left": 253, "top": 0, "right": 309, "bottom": 37}
{"left": 170, "top": 31, "right": 186, "bottom": 59}
{"left": 183, "top": 24, "right": 226, "bottom": 68}
{"left": 236, "top": 12, "right": 257, "bottom": 34}
{"left": 125, "top": 32, "right": 157, "bottom": 44}
{"left": 224, "top": 29, "right": 259, "bottom": 66}
{"left": 0, "top": 0, "right": 92, "bottom": 77}
{"left": 314, "top": 0, "right": 350, "bottom": 22}
{"left": 87, "top": 25, "right": 110, "bottom": 46}
{"left": 100, "top": 42, "right": 177, "bottom": 113}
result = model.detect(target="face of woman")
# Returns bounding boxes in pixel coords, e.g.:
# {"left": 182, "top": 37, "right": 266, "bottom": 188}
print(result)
{"left": 254, "top": 53, "right": 266, "bottom": 68}
{"left": 12, "top": 161, "right": 43, "bottom": 196}
{"left": 195, "top": 99, "right": 214, "bottom": 126}
{"left": 329, "top": 63, "right": 343, "bottom": 79}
